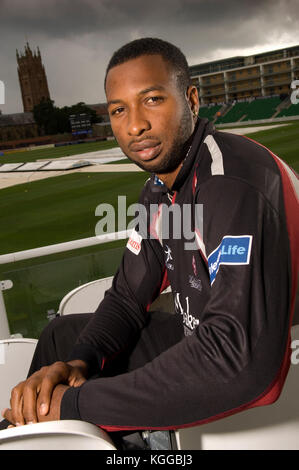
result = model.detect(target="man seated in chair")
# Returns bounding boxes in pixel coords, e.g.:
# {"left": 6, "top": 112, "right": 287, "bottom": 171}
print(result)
{"left": 2, "top": 38, "right": 299, "bottom": 436}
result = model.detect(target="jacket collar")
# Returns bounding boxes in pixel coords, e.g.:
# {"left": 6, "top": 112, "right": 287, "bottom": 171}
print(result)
{"left": 150, "top": 118, "right": 215, "bottom": 194}
{"left": 171, "top": 118, "right": 214, "bottom": 191}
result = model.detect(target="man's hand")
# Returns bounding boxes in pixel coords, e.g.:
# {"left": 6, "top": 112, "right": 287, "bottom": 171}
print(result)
{"left": 2, "top": 360, "right": 87, "bottom": 426}
{"left": 3, "top": 384, "right": 69, "bottom": 424}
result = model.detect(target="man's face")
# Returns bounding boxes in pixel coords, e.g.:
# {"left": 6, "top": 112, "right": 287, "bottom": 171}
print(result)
{"left": 105, "top": 54, "right": 194, "bottom": 174}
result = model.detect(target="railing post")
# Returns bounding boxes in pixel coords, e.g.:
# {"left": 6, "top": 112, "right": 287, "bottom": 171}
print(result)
{"left": 0, "top": 281, "right": 12, "bottom": 339}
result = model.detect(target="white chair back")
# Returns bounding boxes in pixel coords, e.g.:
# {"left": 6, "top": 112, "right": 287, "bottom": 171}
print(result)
{"left": 58, "top": 277, "right": 114, "bottom": 315}
{"left": 0, "top": 338, "right": 37, "bottom": 411}
{"left": 58, "top": 277, "right": 174, "bottom": 315}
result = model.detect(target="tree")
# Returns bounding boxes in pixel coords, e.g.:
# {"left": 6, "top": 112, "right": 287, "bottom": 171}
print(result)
{"left": 33, "top": 99, "right": 99, "bottom": 135}
{"left": 33, "top": 98, "right": 56, "bottom": 135}
{"left": 66, "top": 102, "right": 98, "bottom": 124}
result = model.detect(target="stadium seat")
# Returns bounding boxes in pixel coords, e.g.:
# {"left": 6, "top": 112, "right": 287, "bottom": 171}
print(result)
{"left": 58, "top": 277, "right": 174, "bottom": 316}
{"left": 58, "top": 276, "right": 114, "bottom": 315}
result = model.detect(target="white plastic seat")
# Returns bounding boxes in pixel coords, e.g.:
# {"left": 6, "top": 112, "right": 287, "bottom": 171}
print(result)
{"left": 0, "top": 420, "right": 116, "bottom": 450}
{"left": 58, "top": 277, "right": 114, "bottom": 315}
{"left": 58, "top": 277, "right": 173, "bottom": 316}
{"left": 0, "top": 336, "right": 116, "bottom": 450}
{"left": 0, "top": 338, "right": 38, "bottom": 411}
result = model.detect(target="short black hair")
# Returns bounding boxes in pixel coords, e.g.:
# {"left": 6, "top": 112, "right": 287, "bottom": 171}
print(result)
{"left": 104, "top": 37, "right": 191, "bottom": 95}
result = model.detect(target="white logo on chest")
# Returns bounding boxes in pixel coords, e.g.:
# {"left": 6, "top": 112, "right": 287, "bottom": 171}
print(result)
{"left": 174, "top": 293, "right": 199, "bottom": 335}
{"left": 164, "top": 244, "right": 174, "bottom": 270}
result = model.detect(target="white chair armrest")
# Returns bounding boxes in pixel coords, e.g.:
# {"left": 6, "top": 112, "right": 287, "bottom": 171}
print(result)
{"left": 0, "top": 420, "right": 116, "bottom": 450}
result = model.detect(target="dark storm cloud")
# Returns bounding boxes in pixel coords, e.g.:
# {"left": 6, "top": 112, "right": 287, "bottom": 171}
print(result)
{"left": 0, "top": 0, "right": 298, "bottom": 113}
{"left": 0, "top": 0, "right": 297, "bottom": 39}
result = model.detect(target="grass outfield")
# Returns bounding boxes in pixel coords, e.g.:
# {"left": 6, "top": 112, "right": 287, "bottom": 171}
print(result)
{"left": 1, "top": 121, "right": 296, "bottom": 260}
{"left": 0, "top": 171, "right": 148, "bottom": 337}
{"left": 110, "top": 122, "right": 299, "bottom": 168}
{"left": 0, "top": 138, "right": 118, "bottom": 164}
{"left": 0, "top": 121, "right": 298, "bottom": 337}
{"left": 243, "top": 121, "right": 299, "bottom": 172}
{"left": 0, "top": 171, "right": 149, "bottom": 255}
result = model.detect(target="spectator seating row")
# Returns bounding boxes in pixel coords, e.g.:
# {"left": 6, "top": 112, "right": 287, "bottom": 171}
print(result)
{"left": 215, "top": 97, "right": 282, "bottom": 124}
{"left": 198, "top": 104, "right": 222, "bottom": 121}
{"left": 277, "top": 103, "right": 299, "bottom": 117}
{"left": 241, "top": 97, "right": 281, "bottom": 121}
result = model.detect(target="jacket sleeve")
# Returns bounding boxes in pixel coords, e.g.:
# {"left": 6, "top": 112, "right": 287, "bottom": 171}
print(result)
{"left": 66, "top": 179, "right": 167, "bottom": 372}
{"left": 67, "top": 230, "right": 167, "bottom": 373}
{"left": 61, "top": 177, "right": 294, "bottom": 430}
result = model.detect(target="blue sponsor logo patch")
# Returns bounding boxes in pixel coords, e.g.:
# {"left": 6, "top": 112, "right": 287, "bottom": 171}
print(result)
{"left": 208, "top": 235, "right": 253, "bottom": 285}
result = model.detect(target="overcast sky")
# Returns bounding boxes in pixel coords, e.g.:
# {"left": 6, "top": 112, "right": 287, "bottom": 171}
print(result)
{"left": 0, "top": 0, "right": 298, "bottom": 114}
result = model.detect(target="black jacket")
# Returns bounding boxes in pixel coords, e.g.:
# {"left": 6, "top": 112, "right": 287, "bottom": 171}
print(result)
{"left": 61, "top": 118, "right": 299, "bottom": 431}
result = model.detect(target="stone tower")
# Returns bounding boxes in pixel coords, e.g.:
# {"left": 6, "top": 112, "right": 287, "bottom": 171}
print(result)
{"left": 17, "top": 42, "right": 51, "bottom": 112}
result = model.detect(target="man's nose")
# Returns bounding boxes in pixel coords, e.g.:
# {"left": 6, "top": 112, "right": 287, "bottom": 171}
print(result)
{"left": 127, "top": 107, "right": 151, "bottom": 136}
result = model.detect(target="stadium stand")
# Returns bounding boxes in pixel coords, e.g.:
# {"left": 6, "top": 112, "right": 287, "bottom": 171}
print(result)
{"left": 198, "top": 104, "right": 222, "bottom": 121}
{"left": 216, "top": 101, "right": 249, "bottom": 124}
{"left": 215, "top": 96, "right": 282, "bottom": 124}
{"left": 276, "top": 103, "right": 299, "bottom": 118}
{"left": 242, "top": 97, "right": 281, "bottom": 121}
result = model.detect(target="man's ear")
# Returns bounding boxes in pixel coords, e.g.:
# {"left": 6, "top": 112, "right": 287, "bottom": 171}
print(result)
{"left": 186, "top": 85, "right": 199, "bottom": 116}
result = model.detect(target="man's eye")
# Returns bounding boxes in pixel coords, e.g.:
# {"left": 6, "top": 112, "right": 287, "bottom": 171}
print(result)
{"left": 147, "top": 96, "right": 164, "bottom": 104}
{"left": 111, "top": 107, "right": 124, "bottom": 116}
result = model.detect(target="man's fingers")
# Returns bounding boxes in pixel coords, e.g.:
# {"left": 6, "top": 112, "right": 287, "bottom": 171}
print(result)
{"left": 2, "top": 408, "right": 14, "bottom": 425}
{"left": 6, "top": 362, "right": 72, "bottom": 425}
{"left": 38, "top": 363, "right": 69, "bottom": 415}
{"left": 9, "top": 368, "right": 46, "bottom": 425}
{"left": 69, "top": 370, "right": 87, "bottom": 387}
{"left": 38, "top": 378, "right": 59, "bottom": 416}
{"left": 10, "top": 383, "right": 25, "bottom": 426}
{"left": 22, "top": 384, "right": 38, "bottom": 424}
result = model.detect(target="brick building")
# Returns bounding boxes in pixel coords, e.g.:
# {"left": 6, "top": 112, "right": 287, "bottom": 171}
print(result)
{"left": 190, "top": 45, "right": 299, "bottom": 106}
{"left": 0, "top": 111, "right": 38, "bottom": 147}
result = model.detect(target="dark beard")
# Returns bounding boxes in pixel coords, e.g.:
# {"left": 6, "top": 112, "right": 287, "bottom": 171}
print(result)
{"left": 123, "top": 101, "right": 194, "bottom": 174}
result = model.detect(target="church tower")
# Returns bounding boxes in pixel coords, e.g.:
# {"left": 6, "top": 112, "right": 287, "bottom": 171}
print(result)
{"left": 17, "top": 42, "right": 51, "bottom": 112}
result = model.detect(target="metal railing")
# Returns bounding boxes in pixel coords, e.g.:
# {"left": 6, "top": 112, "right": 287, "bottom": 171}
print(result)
{"left": 0, "top": 230, "right": 132, "bottom": 339}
